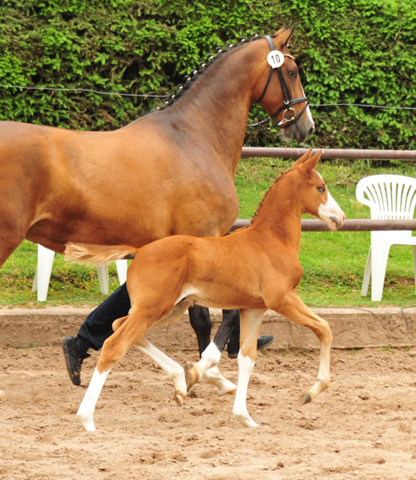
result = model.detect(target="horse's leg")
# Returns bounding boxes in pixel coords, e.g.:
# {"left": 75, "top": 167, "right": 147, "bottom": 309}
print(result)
{"left": 232, "top": 308, "right": 265, "bottom": 428}
{"left": 77, "top": 299, "right": 178, "bottom": 432}
{"left": 135, "top": 338, "right": 188, "bottom": 407}
{"left": 188, "top": 305, "right": 212, "bottom": 356}
{"left": 0, "top": 234, "right": 26, "bottom": 399}
{"left": 274, "top": 292, "right": 332, "bottom": 405}
{"left": 185, "top": 308, "right": 239, "bottom": 395}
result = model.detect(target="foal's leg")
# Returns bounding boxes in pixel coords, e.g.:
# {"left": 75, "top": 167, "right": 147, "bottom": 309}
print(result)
{"left": 77, "top": 301, "right": 178, "bottom": 432}
{"left": 133, "top": 302, "right": 235, "bottom": 400}
{"left": 185, "top": 308, "right": 239, "bottom": 395}
{"left": 275, "top": 292, "right": 332, "bottom": 405}
{"left": 232, "top": 308, "right": 265, "bottom": 428}
{"left": 134, "top": 299, "right": 193, "bottom": 407}
{"left": 112, "top": 307, "right": 190, "bottom": 406}
{"left": 197, "top": 309, "right": 240, "bottom": 395}
{"left": 135, "top": 337, "right": 188, "bottom": 407}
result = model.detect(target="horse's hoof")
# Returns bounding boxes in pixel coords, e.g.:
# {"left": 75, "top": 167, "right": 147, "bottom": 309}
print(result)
{"left": 298, "top": 392, "right": 312, "bottom": 406}
{"left": 77, "top": 412, "right": 96, "bottom": 432}
{"left": 174, "top": 390, "right": 186, "bottom": 407}
{"left": 219, "top": 386, "right": 236, "bottom": 396}
{"left": 234, "top": 413, "right": 259, "bottom": 428}
{"left": 184, "top": 362, "right": 200, "bottom": 391}
{"left": 0, "top": 390, "right": 6, "bottom": 400}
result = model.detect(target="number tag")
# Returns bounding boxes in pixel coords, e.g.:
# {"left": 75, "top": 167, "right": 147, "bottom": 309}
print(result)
{"left": 267, "top": 50, "right": 284, "bottom": 69}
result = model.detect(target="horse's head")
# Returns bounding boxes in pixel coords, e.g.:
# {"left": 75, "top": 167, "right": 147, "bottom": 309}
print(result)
{"left": 254, "top": 27, "right": 314, "bottom": 143}
{"left": 294, "top": 150, "right": 345, "bottom": 231}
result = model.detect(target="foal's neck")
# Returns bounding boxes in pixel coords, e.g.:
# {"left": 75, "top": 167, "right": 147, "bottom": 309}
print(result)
{"left": 250, "top": 173, "right": 304, "bottom": 250}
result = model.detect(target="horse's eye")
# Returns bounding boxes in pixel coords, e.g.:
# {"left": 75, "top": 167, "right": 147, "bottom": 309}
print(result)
{"left": 317, "top": 185, "right": 326, "bottom": 193}
{"left": 288, "top": 69, "right": 298, "bottom": 78}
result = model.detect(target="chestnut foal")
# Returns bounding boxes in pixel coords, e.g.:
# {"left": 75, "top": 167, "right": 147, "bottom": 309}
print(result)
{"left": 66, "top": 150, "right": 345, "bottom": 431}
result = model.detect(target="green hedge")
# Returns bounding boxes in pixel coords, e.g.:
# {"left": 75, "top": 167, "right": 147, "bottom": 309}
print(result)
{"left": 0, "top": 0, "right": 415, "bottom": 149}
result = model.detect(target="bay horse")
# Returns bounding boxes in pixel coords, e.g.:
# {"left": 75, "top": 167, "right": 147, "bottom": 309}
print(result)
{"left": 0, "top": 26, "right": 314, "bottom": 395}
{"left": 65, "top": 150, "right": 346, "bottom": 431}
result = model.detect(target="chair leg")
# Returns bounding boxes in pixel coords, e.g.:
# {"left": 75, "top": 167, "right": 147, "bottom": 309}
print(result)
{"left": 32, "top": 269, "right": 38, "bottom": 294}
{"left": 370, "top": 242, "right": 391, "bottom": 302}
{"left": 96, "top": 264, "right": 109, "bottom": 295}
{"left": 412, "top": 245, "right": 416, "bottom": 295}
{"left": 35, "top": 245, "right": 55, "bottom": 302}
{"left": 115, "top": 260, "right": 128, "bottom": 285}
{"left": 361, "top": 248, "right": 371, "bottom": 297}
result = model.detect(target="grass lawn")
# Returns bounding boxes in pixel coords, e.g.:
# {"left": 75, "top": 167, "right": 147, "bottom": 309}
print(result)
{"left": 2, "top": 156, "right": 416, "bottom": 308}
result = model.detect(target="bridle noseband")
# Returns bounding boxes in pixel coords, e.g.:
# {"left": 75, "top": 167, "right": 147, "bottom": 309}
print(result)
{"left": 254, "top": 35, "right": 309, "bottom": 129}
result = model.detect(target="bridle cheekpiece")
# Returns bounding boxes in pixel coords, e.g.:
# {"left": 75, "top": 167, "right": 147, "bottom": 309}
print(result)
{"left": 255, "top": 35, "right": 309, "bottom": 129}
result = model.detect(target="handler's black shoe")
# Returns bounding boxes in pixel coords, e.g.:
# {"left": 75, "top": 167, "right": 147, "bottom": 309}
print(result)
{"left": 61, "top": 336, "right": 91, "bottom": 386}
{"left": 227, "top": 335, "right": 275, "bottom": 359}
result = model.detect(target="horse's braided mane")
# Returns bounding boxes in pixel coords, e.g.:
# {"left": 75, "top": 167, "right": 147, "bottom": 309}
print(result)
{"left": 140, "top": 33, "right": 277, "bottom": 117}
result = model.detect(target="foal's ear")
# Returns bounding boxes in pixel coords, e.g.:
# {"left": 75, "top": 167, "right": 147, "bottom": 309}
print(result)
{"left": 274, "top": 25, "right": 296, "bottom": 48}
{"left": 292, "top": 149, "right": 312, "bottom": 169}
{"left": 301, "top": 151, "right": 322, "bottom": 172}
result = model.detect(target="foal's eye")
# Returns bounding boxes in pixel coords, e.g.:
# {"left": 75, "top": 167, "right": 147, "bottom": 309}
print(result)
{"left": 288, "top": 69, "right": 298, "bottom": 78}
{"left": 317, "top": 185, "right": 326, "bottom": 193}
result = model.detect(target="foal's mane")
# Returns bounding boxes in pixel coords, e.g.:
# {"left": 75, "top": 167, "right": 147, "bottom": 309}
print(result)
{"left": 249, "top": 161, "right": 303, "bottom": 225}
{"left": 142, "top": 33, "right": 278, "bottom": 117}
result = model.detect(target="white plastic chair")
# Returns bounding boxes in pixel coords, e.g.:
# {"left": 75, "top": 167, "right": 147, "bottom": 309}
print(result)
{"left": 356, "top": 174, "right": 416, "bottom": 301}
{"left": 32, "top": 244, "right": 128, "bottom": 301}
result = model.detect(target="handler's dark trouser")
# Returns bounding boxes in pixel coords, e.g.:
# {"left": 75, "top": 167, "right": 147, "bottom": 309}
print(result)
{"left": 78, "top": 283, "right": 131, "bottom": 350}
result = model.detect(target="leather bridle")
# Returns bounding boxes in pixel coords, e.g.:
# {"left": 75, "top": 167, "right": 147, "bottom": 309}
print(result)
{"left": 254, "top": 35, "right": 309, "bottom": 129}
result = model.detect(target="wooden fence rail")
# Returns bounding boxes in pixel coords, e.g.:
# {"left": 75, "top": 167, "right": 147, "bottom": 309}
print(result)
{"left": 232, "top": 219, "right": 416, "bottom": 232}
{"left": 241, "top": 147, "right": 416, "bottom": 161}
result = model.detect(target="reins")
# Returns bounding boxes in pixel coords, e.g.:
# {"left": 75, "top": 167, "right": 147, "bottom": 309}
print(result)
{"left": 249, "top": 35, "right": 309, "bottom": 130}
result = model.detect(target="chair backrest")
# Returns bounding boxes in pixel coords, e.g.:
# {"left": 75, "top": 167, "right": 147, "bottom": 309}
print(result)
{"left": 356, "top": 174, "right": 416, "bottom": 220}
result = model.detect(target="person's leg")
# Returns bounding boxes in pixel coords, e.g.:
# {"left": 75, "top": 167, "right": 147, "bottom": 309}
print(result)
{"left": 227, "top": 321, "right": 275, "bottom": 359}
{"left": 188, "top": 305, "right": 212, "bottom": 357}
{"left": 62, "top": 283, "right": 131, "bottom": 385}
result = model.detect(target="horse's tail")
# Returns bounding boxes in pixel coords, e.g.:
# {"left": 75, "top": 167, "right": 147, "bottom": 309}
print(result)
{"left": 64, "top": 242, "right": 138, "bottom": 265}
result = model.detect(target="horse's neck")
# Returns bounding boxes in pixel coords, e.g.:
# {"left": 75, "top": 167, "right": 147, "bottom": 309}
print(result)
{"left": 141, "top": 42, "right": 264, "bottom": 175}
{"left": 251, "top": 175, "right": 303, "bottom": 250}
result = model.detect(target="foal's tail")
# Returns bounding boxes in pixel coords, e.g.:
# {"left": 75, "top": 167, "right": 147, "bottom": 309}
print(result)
{"left": 64, "top": 242, "right": 138, "bottom": 265}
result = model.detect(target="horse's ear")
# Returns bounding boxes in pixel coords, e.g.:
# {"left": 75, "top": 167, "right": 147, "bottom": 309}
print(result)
{"left": 273, "top": 26, "right": 286, "bottom": 37}
{"left": 301, "top": 151, "right": 322, "bottom": 172}
{"left": 274, "top": 25, "right": 296, "bottom": 48}
{"left": 291, "top": 149, "right": 313, "bottom": 169}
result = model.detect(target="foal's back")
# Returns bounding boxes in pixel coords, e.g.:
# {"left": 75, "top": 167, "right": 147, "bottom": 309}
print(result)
{"left": 126, "top": 229, "right": 301, "bottom": 311}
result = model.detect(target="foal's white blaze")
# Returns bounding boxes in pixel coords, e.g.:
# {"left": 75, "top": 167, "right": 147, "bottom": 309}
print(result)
{"left": 233, "top": 353, "right": 259, "bottom": 428}
{"left": 301, "top": 86, "right": 314, "bottom": 128}
{"left": 77, "top": 368, "right": 109, "bottom": 432}
{"left": 318, "top": 184, "right": 345, "bottom": 231}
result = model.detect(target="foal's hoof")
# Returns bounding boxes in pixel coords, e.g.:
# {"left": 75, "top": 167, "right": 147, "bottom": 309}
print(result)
{"left": 77, "top": 412, "right": 96, "bottom": 432}
{"left": 184, "top": 363, "right": 200, "bottom": 391}
{"left": 0, "top": 390, "right": 6, "bottom": 400}
{"left": 174, "top": 390, "right": 186, "bottom": 407}
{"left": 298, "top": 392, "right": 312, "bottom": 406}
